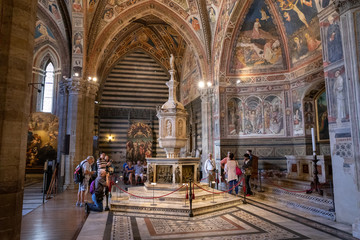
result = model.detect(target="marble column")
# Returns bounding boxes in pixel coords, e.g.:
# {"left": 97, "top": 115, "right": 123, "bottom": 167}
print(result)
{"left": 0, "top": 0, "right": 37, "bottom": 239}
{"left": 200, "top": 87, "right": 214, "bottom": 177}
{"left": 65, "top": 78, "right": 99, "bottom": 189}
{"left": 57, "top": 78, "right": 70, "bottom": 189}
{"left": 318, "top": 0, "right": 360, "bottom": 231}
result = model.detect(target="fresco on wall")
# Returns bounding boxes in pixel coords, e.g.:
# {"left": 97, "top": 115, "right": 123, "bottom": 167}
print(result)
{"left": 227, "top": 95, "right": 284, "bottom": 136}
{"left": 26, "top": 113, "right": 58, "bottom": 169}
{"left": 88, "top": 0, "right": 97, "bottom": 12}
{"left": 180, "top": 47, "right": 201, "bottom": 105}
{"left": 126, "top": 122, "right": 153, "bottom": 162}
{"left": 326, "top": 68, "right": 349, "bottom": 124}
{"left": 276, "top": 0, "right": 322, "bottom": 65}
{"left": 73, "top": 0, "right": 83, "bottom": 12}
{"left": 323, "top": 14, "right": 343, "bottom": 64}
{"left": 229, "top": 0, "right": 285, "bottom": 74}
{"left": 35, "top": 21, "right": 55, "bottom": 41}
{"left": 213, "top": 0, "right": 238, "bottom": 76}
{"left": 292, "top": 88, "right": 304, "bottom": 135}
{"left": 48, "top": 0, "right": 61, "bottom": 20}
{"left": 315, "top": 90, "right": 329, "bottom": 141}
{"left": 73, "top": 32, "right": 83, "bottom": 54}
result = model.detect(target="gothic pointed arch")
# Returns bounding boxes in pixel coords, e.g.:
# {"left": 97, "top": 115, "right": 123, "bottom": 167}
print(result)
{"left": 86, "top": 1, "right": 209, "bottom": 83}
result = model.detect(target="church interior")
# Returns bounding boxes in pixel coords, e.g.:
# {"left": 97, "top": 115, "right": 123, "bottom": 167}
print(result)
{"left": 1, "top": 0, "right": 360, "bottom": 239}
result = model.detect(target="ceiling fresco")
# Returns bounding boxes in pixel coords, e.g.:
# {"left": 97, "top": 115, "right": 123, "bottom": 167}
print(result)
{"left": 83, "top": 0, "right": 327, "bottom": 90}
{"left": 229, "top": 0, "right": 287, "bottom": 74}
{"left": 97, "top": 15, "right": 187, "bottom": 80}
{"left": 86, "top": 0, "right": 209, "bottom": 83}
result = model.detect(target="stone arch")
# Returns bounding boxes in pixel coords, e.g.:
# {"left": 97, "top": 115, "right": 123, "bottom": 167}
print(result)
{"left": 86, "top": 1, "right": 209, "bottom": 84}
{"left": 36, "top": 4, "right": 71, "bottom": 77}
{"left": 32, "top": 45, "right": 62, "bottom": 114}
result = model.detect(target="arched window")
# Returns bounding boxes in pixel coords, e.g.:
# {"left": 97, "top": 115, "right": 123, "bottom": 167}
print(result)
{"left": 42, "top": 62, "right": 54, "bottom": 112}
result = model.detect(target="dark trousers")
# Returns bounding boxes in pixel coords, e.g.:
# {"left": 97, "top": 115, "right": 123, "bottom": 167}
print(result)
{"left": 245, "top": 175, "right": 252, "bottom": 195}
{"left": 88, "top": 194, "right": 103, "bottom": 212}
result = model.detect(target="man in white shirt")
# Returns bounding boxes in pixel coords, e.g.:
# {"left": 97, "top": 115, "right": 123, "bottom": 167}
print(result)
{"left": 204, "top": 153, "right": 215, "bottom": 188}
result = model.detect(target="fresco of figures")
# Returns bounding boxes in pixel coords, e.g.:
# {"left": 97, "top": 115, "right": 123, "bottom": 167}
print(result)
{"left": 227, "top": 95, "right": 284, "bottom": 136}
{"left": 315, "top": 90, "right": 329, "bottom": 141}
{"left": 325, "top": 68, "right": 349, "bottom": 124}
{"left": 229, "top": 0, "right": 286, "bottom": 74}
{"left": 275, "top": 0, "right": 322, "bottom": 66}
{"left": 27, "top": 113, "right": 58, "bottom": 169}
{"left": 126, "top": 122, "right": 153, "bottom": 162}
{"left": 292, "top": 88, "right": 304, "bottom": 136}
{"left": 320, "top": 13, "right": 343, "bottom": 65}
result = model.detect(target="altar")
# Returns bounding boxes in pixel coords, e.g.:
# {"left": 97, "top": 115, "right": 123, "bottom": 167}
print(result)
{"left": 285, "top": 155, "right": 332, "bottom": 183}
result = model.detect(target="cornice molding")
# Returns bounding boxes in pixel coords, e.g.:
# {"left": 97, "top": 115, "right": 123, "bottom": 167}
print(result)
{"left": 334, "top": 0, "right": 360, "bottom": 14}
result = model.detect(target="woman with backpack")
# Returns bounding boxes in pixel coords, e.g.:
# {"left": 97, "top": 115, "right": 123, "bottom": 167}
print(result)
{"left": 76, "top": 156, "right": 95, "bottom": 207}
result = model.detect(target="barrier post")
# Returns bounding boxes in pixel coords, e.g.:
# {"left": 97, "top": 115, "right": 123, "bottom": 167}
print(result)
{"left": 215, "top": 169, "right": 219, "bottom": 190}
{"left": 242, "top": 177, "right": 247, "bottom": 204}
{"left": 258, "top": 169, "right": 264, "bottom": 192}
{"left": 189, "top": 178, "right": 193, "bottom": 217}
{"left": 211, "top": 183, "right": 216, "bottom": 203}
{"left": 105, "top": 187, "right": 110, "bottom": 211}
{"left": 183, "top": 183, "right": 187, "bottom": 207}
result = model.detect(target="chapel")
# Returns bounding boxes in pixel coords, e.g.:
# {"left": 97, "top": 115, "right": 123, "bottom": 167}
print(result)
{"left": 1, "top": 0, "right": 360, "bottom": 239}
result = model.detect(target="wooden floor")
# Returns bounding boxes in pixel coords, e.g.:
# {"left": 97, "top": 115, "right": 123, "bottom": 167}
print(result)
{"left": 21, "top": 189, "right": 87, "bottom": 240}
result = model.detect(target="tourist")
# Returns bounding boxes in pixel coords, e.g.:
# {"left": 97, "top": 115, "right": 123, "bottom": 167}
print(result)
{"left": 97, "top": 153, "right": 106, "bottom": 175}
{"left": 85, "top": 169, "right": 109, "bottom": 213}
{"left": 134, "top": 160, "right": 144, "bottom": 184}
{"left": 76, "top": 156, "right": 95, "bottom": 207}
{"left": 242, "top": 153, "right": 253, "bottom": 196}
{"left": 204, "top": 153, "right": 215, "bottom": 188}
{"left": 220, "top": 152, "right": 230, "bottom": 182}
{"left": 224, "top": 153, "right": 239, "bottom": 195}
{"left": 125, "top": 161, "right": 135, "bottom": 185}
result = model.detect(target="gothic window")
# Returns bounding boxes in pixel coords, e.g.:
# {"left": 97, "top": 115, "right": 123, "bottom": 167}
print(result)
{"left": 42, "top": 62, "right": 54, "bottom": 112}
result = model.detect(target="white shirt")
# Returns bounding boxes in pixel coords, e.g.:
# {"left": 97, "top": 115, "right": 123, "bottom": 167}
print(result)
{"left": 81, "top": 160, "right": 91, "bottom": 182}
{"left": 204, "top": 158, "right": 215, "bottom": 173}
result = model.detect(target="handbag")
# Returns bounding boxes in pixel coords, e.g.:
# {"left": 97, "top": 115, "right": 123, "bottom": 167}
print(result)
{"left": 236, "top": 166, "right": 242, "bottom": 176}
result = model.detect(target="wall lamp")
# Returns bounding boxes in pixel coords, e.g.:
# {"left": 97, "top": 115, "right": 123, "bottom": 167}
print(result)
{"left": 28, "top": 83, "right": 44, "bottom": 93}
{"left": 108, "top": 134, "right": 114, "bottom": 143}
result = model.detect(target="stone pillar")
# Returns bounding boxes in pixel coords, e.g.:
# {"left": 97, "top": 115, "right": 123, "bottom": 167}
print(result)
{"left": 318, "top": 0, "right": 360, "bottom": 229}
{"left": 200, "top": 87, "right": 213, "bottom": 177}
{"left": 0, "top": 0, "right": 37, "bottom": 239}
{"left": 66, "top": 78, "right": 99, "bottom": 189}
{"left": 57, "top": 79, "right": 69, "bottom": 189}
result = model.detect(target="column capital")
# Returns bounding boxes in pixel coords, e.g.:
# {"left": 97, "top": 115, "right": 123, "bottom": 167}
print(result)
{"left": 87, "top": 81, "right": 99, "bottom": 98}
{"left": 200, "top": 87, "right": 213, "bottom": 102}
{"left": 334, "top": 0, "right": 360, "bottom": 14}
{"left": 59, "top": 78, "right": 69, "bottom": 95}
{"left": 67, "top": 77, "right": 88, "bottom": 95}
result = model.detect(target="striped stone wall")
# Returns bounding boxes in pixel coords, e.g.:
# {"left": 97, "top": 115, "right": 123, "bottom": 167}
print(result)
{"left": 98, "top": 51, "right": 169, "bottom": 171}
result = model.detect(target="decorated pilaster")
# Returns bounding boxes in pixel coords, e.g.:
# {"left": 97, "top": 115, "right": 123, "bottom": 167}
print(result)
{"left": 199, "top": 83, "right": 214, "bottom": 177}
{"left": 318, "top": 0, "right": 360, "bottom": 231}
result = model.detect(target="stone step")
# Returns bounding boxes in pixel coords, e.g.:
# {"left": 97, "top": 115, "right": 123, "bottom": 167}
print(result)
{"left": 253, "top": 182, "right": 335, "bottom": 220}
{"left": 110, "top": 185, "right": 242, "bottom": 216}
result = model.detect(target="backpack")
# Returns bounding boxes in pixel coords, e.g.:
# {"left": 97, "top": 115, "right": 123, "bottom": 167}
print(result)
{"left": 74, "top": 161, "right": 86, "bottom": 184}
{"left": 89, "top": 180, "right": 96, "bottom": 194}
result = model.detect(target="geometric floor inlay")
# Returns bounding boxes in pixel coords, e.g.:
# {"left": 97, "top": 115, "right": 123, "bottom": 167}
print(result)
{"left": 111, "top": 207, "right": 309, "bottom": 239}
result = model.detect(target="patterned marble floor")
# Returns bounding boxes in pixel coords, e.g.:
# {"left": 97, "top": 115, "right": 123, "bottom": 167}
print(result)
{"left": 107, "top": 204, "right": 354, "bottom": 240}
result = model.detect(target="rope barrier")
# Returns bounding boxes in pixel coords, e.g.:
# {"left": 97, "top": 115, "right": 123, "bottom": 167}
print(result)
{"left": 113, "top": 183, "right": 185, "bottom": 199}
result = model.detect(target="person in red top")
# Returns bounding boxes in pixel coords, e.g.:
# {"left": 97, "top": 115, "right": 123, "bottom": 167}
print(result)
{"left": 220, "top": 152, "right": 230, "bottom": 182}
